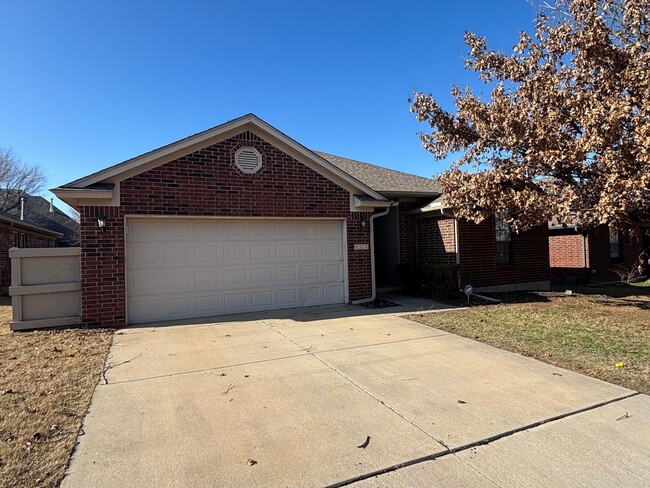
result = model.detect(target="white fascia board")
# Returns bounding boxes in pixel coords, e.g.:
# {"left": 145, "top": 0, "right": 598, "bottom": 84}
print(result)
{"left": 51, "top": 187, "right": 116, "bottom": 208}
{"left": 352, "top": 195, "right": 393, "bottom": 210}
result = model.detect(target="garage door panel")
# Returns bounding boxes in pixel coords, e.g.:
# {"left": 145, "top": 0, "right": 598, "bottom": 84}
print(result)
{"left": 165, "top": 297, "right": 191, "bottom": 315}
{"left": 195, "top": 245, "right": 221, "bottom": 264}
{"left": 222, "top": 222, "right": 248, "bottom": 238}
{"left": 250, "top": 244, "right": 273, "bottom": 261}
{"left": 195, "top": 295, "right": 222, "bottom": 314}
{"left": 277, "top": 289, "right": 299, "bottom": 306}
{"left": 223, "top": 244, "right": 246, "bottom": 261}
{"left": 129, "top": 245, "right": 160, "bottom": 266}
{"left": 276, "top": 243, "right": 296, "bottom": 259}
{"left": 131, "top": 271, "right": 164, "bottom": 295}
{"left": 251, "top": 291, "right": 274, "bottom": 307}
{"left": 300, "top": 287, "right": 322, "bottom": 304}
{"left": 163, "top": 246, "right": 191, "bottom": 265}
{"left": 162, "top": 221, "right": 191, "bottom": 238}
{"left": 324, "top": 283, "right": 345, "bottom": 301}
{"left": 193, "top": 221, "right": 220, "bottom": 237}
{"left": 127, "top": 219, "right": 346, "bottom": 324}
{"left": 322, "top": 220, "right": 343, "bottom": 237}
{"left": 299, "top": 243, "right": 319, "bottom": 258}
{"left": 323, "top": 263, "right": 343, "bottom": 280}
{"left": 276, "top": 266, "right": 297, "bottom": 282}
{"left": 322, "top": 242, "right": 343, "bottom": 259}
{"left": 224, "top": 293, "right": 248, "bottom": 312}
{"left": 251, "top": 268, "right": 273, "bottom": 284}
{"left": 196, "top": 270, "right": 220, "bottom": 288}
{"left": 223, "top": 269, "right": 247, "bottom": 286}
{"left": 299, "top": 265, "right": 320, "bottom": 280}
{"left": 163, "top": 270, "right": 194, "bottom": 290}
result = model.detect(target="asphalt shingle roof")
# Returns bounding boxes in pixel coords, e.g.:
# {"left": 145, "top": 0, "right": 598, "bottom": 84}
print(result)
{"left": 314, "top": 151, "right": 441, "bottom": 196}
{"left": 1, "top": 191, "right": 79, "bottom": 245}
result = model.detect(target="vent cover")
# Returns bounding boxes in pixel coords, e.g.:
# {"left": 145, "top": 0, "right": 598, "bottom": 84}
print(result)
{"left": 234, "top": 146, "right": 262, "bottom": 174}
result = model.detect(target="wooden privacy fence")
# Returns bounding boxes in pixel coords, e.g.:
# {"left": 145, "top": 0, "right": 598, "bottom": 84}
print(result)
{"left": 9, "top": 247, "right": 81, "bottom": 331}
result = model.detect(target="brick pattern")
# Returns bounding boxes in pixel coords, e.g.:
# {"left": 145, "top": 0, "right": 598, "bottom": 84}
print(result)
{"left": 550, "top": 226, "right": 648, "bottom": 284}
{"left": 398, "top": 202, "right": 419, "bottom": 264}
{"left": 416, "top": 217, "right": 456, "bottom": 265}
{"left": 457, "top": 217, "right": 550, "bottom": 287}
{"left": 79, "top": 132, "right": 373, "bottom": 327}
{"left": 549, "top": 234, "right": 585, "bottom": 268}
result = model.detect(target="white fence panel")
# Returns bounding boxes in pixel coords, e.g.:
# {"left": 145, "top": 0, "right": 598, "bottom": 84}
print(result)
{"left": 9, "top": 247, "right": 81, "bottom": 331}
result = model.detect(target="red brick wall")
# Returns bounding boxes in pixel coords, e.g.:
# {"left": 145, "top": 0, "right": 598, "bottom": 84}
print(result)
{"left": 549, "top": 227, "right": 648, "bottom": 284}
{"left": 458, "top": 217, "right": 550, "bottom": 287}
{"left": 398, "top": 202, "right": 418, "bottom": 265}
{"left": 586, "top": 227, "right": 646, "bottom": 282}
{"left": 549, "top": 234, "right": 585, "bottom": 268}
{"left": 416, "top": 217, "right": 456, "bottom": 265}
{"left": 79, "top": 131, "right": 372, "bottom": 327}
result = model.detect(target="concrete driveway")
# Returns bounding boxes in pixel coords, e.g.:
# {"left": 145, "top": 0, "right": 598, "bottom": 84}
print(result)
{"left": 63, "top": 299, "right": 650, "bottom": 488}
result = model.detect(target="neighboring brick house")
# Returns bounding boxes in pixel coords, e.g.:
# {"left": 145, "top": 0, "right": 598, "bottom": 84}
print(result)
{"left": 549, "top": 223, "right": 650, "bottom": 285}
{"left": 0, "top": 193, "right": 80, "bottom": 292}
{"left": 52, "top": 114, "right": 550, "bottom": 328}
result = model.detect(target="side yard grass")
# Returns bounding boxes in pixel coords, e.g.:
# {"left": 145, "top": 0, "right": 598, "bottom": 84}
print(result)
{"left": 0, "top": 297, "right": 113, "bottom": 488}
{"left": 408, "top": 287, "right": 650, "bottom": 394}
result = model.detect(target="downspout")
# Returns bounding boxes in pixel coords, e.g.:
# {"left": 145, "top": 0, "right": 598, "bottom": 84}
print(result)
{"left": 351, "top": 203, "right": 395, "bottom": 305}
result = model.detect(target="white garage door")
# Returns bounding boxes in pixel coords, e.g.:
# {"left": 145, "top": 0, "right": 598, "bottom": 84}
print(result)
{"left": 126, "top": 218, "right": 346, "bottom": 324}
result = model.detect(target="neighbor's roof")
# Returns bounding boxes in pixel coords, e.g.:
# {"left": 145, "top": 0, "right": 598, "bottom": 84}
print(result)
{"left": 0, "top": 191, "right": 79, "bottom": 245}
{"left": 314, "top": 151, "right": 441, "bottom": 196}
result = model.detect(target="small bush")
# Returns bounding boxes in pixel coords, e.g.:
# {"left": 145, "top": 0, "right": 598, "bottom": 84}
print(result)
{"left": 397, "top": 263, "right": 460, "bottom": 299}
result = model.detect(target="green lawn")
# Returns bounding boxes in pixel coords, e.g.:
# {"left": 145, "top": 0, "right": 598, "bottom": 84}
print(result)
{"left": 408, "top": 288, "right": 650, "bottom": 394}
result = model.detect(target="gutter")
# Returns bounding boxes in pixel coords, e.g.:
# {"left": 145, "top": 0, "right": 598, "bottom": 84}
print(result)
{"left": 351, "top": 203, "right": 396, "bottom": 305}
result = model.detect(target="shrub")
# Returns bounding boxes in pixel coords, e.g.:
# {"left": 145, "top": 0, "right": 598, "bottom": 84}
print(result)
{"left": 397, "top": 263, "right": 460, "bottom": 299}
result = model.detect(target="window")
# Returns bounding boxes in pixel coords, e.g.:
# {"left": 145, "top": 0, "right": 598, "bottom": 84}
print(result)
{"left": 495, "top": 212, "right": 512, "bottom": 264}
{"left": 609, "top": 227, "right": 622, "bottom": 260}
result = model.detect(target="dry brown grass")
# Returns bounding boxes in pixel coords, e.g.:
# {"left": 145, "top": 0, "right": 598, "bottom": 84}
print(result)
{"left": 408, "top": 293, "right": 650, "bottom": 394}
{"left": 0, "top": 296, "right": 113, "bottom": 488}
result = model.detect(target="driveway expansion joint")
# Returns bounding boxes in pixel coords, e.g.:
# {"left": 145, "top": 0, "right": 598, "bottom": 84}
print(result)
{"left": 262, "top": 320, "right": 452, "bottom": 451}
{"left": 324, "top": 391, "right": 641, "bottom": 488}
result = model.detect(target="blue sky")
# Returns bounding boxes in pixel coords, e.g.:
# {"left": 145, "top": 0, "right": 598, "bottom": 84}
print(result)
{"left": 0, "top": 1, "right": 536, "bottom": 213}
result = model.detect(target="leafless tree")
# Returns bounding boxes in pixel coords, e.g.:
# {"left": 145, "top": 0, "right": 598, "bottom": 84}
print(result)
{"left": 0, "top": 148, "right": 47, "bottom": 212}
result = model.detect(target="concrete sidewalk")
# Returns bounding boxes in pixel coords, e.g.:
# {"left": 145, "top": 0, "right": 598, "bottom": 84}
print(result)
{"left": 62, "top": 303, "right": 649, "bottom": 488}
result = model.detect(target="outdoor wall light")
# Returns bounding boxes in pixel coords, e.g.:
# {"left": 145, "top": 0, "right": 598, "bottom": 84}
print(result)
{"left": 97, "top": 213, "right": 107, "bottom": 232}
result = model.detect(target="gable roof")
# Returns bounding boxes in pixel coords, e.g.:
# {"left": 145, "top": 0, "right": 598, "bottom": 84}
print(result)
{"left": 314, "top": 151, "right": 441, "bottom": 197}
{"left": 52, "top": 114, "right": 387, "bottom": 206}
{"left": 0, "top": 191, "right": 79, "bottom": 245}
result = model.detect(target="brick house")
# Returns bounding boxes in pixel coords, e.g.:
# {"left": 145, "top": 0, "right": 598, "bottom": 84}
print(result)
{"left": 549, "top": 223, "right": 650, "bottom": 285}
{"left": 0, "top": 193, "right": 80, "bottom": 292}
{"left": 52, "top": 114, "right": 550, "bottom": 327}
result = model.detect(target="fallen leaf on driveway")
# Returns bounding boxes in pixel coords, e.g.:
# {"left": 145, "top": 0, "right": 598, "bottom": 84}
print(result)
{"left": 245, "top": 458, "right": 257, "bottom": 466}
{"left": 457, "top": 400, "right": 467, "bottom": 404}
{"left": 357, "top": 436, "right": 370, "bottom": 449}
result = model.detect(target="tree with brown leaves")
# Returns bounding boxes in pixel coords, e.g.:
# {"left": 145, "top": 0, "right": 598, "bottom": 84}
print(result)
{"left": 411, "top": 0, "right": 649, "bottom": 234}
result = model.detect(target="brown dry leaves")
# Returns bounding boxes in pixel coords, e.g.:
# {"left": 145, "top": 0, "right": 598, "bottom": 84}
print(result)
{"left": 411, "top": 0, "right": 650, "bottom": 234}
{"left": 0, "top": 301, "right": 113, "bottom": 488}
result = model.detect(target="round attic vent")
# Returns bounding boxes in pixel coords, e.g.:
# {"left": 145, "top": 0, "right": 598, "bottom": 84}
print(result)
{"left": 234, "top": 146, "right": 262, "bottom": 174}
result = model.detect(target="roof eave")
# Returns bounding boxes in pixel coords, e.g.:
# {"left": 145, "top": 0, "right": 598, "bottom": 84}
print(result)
{"left": 59, "top": 114, "right": 387, "bottom": 203}
{"left": 0, "top": 214, "right": 64, "bottom": 237}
